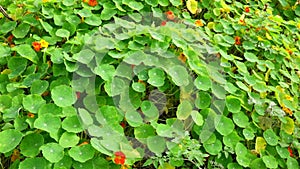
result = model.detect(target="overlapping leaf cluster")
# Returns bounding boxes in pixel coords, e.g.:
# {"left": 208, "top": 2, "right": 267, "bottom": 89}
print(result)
{"left": 0, "top": 0, "right": 299, "bottom": 168}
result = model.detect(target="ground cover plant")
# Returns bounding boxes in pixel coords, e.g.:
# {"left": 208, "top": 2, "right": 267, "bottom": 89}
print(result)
{"left": 0, "top": 0, "right": 300, "bottom": 168}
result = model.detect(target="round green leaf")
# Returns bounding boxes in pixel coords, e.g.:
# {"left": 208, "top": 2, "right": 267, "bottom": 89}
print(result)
{"left": 85, "top": 14, "right": 102, "bottom": 26}
{"left": 34, "top": 114, "right": 61, "bottom": 134}
{"left": 54, "top": 155, "right": 73, "bottom": 169}
{"left": 235, "top": 142, "right": 248, "bottom": 156}
{"left": 132, "top": 82, "right": 146, "bottom": 93}
{"left": 223, "top": 131, "right": 241, "bottom": 148}
{"left": 59, "top": 132, "right": 80, "bottom": 148}
{"left": 8, "top": 57, "right": 27, "bottom": 78}
{"left": 40, "top": 143, "right": 64, "bottom": 163}
{"left": 195, "top": 91, "right": 211, "bottom": 109}
{"left": 145, "top": 0, "right": 158, "bottom": 6}
{"left": 233, "top": 112, "right": 249, "bottom": 128}
{"left": 73, "top": 49, "right": 95, "bottom": 64}
{"left": 38, "top": 103, "right": 62, "bottom": 116}
{"left": 141, "top": 101, "right": 159, "bottom": 121}
{"left": 242, "top": 41, "right": 255, "bottom": 50}
{"left": 0, "top": 95, "right": 12, "bottom": 112}
{"left": 62, "top": 116, "right": 84, "bottom": 133}
{"left": 14, "top": 44, "right": 38, "bottom": 63}
{"left": 244, "top": 52, "right": 258, "bottom": 62}
{"left": 147, "top": 77, "right": 165, "bottom": 87}
{"left": 227, "top": 163, "right": 243, "bottom": 169}
{"left": 30, "top": 80, "right": 49, "bottom": 95}
{"left": 176, "top": 100, "right": 193, "bottom": 120}
{"left": 203, "top": 139, "right": 222, "bottom": 155}
{"left": 0, "top": 129, "right": 23, "bottom": 153}
{"left": 128, "top": 1, "right": 144, "bottom": 10}
{"left": 262, "top": 155, "right": 278, "bottom": 168}
{"left": 101, "top": 8, "right": 117, "bottom": 20}
{"left": 287, "top": 156, "right": 299, "bottom": 169}
{"left": 215, "top": 115, "right": 234, "bottom": 136}
{"left": 12, "top": 23, "right": 30, "bottom": 38}
{"left": 147, "top": 135, "right": 166, "bottom": 155}
{"left": 68, "top": 144, "right": 95, "bottom": 163}
{"left": 250, "top": 158, "right": 266, "bottom": 169}
{"left": 276, "top": 146, "right": 290, "bottom": 159}
{"left": 20, "top": 133, "right": 44, "bottom": 157}
{"left": 51, "top": 85, "right": 77, "bottom": 107}
{"left": 236, "top": 155, "right": 251, "bottom": 167}
{"left": 243, "top": 128, "right": 255, "bottom": 140}
{"left": 191, "top": 110, "right": 203, "bottom": 126}
{"left": 56, "top": 29, "right": 70, "bottom": 38}
{"left": 78, "top": 108, "right": 94, "bottom": 127}
{"left": 125, "top": 110, "right": 144, "bottom": 127}
{"left": 194, "top": 75, "right": 212, "bottom": 91}
{"left": 226, "top": 96, "right": 241, "bottom": 113}
{"left": 134, "top": 124, "right": 156, "bottom": 143}
{"left": 0, "top": 21, "right": 17, "bottom": 34}
{"left": 19, "top": 157, "right": 48, "bottom": 169}
{"left": 94, "top": 64, "right": 115, "bottom": 81}
{"left": 168, "top": 65, "right": 189, "bottom": 86}
{"left": 263, "top": 129, "right": 278, "bottom": 146}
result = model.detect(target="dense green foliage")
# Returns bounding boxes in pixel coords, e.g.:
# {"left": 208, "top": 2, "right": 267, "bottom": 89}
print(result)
{"left": 0, "top": 0, "right": 300, "bottom": 168}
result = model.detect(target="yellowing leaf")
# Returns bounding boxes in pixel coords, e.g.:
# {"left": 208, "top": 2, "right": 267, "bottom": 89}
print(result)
{"left": 281, "top": 117, "right": 294, "bottom": 134}
{"left": 158, "top": 163, "right": 175, "bottom": 169}
{"left": 255, "top": 137, "right": 266, "bottom": 154}
{"left": 266, "top": 33, "right": 272, "bottom": 40}
{"left": 187, "top": 0, "right": 198, "bottom": 14}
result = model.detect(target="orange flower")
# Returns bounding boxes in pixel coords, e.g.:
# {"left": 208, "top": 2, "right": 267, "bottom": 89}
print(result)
{"left": 245, "top": 6, "right": 250, "bottom": 13}
{"left": 76, "top": 92, "right": 81, "bottom": 99}
{"left": 178, "top": 53, "right": 187, "bottom": 63}
{"left": 195, "top": 20, "right": 204, "bottom": 27}
{"left": 282, "top": 106, "right": 293, "bottom": 116}
{"left": 288, "top": 146, "right": 293, "bottom": 157}
{"left": 27, "top": 112, "right": 35, "bottom": 118}
{"left": 120, "top": 121, "right": 126, "bottom": 128}
{"left": 11, "top": 149, "right": 20, "bottom": 162}
{"left": 234, "top": 36, "right": 241, "bottom": 45}
{"left": 114, "top": 151, "right": 126, "bottom": 165}
{"left": 166, "top": 11, "right": 175, "bottom": 20}
{"left": 161, "top": 20, "right": 167, "bottom": 26}
{"left": 88, "top": 0, "right": 97, "bottom": 7}
{"left": 32, "top": 41, "right": 41, "bottom": 52}
{"left": 7, "top": 34, "right": 14, "bottom": 43}
{"left": 238, "top": 19, "right": 246, "bottom": 25}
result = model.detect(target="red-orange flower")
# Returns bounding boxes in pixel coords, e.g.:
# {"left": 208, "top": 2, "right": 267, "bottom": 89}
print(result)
{"left": 195, "top": 20, "right": 204, "bottom": 27}
{"left": 288, "top": 146, "right": 293, "bottom": 157}
{"left": 32, "top": 41, "right": 41, "bottom": 52}
{"left": 76, "top": 92, "right": 81, "bottom": 99}
{"left": 88, "top": 0, "right": 97, "bottom": 7}
{"left": 178, "top": 53, "right": 187, "bottom": 63}
{"left": 166, "top": 11, "right": 175, "bottom": 20}
{"left": 120, "top": 121, "right": 126, "bottom": 128}
{"left": 161, "top": 20, "right": 167, "bottom": 26}
{"left": 234, "top": 36, "right": 241, "bottom": 45}
{"left": 114, "top": 151, "right": 126, "bottom": 165}
{"left": 7, "top": 34, "right": 14, "bottom": 43}
{"left": 27, "top": 112, "right": 35, "bottom": 118}
{"left": 245, "top": 7, "right": 250, "bottom": 13}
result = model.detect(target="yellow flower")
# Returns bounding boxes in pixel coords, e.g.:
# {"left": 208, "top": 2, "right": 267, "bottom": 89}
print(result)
{"left": 40, "top": 39, "right": 49, "bottom": 48}
{"left": 42, "top": 0, "right": 49, "bottom": 2}
{"left": 297, "top": 23, "right": 300, "bottom": 29}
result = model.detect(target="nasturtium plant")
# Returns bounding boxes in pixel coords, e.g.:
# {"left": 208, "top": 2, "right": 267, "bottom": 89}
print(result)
{"left": 0, "top": 0, "right": 300, "bottom": 168}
